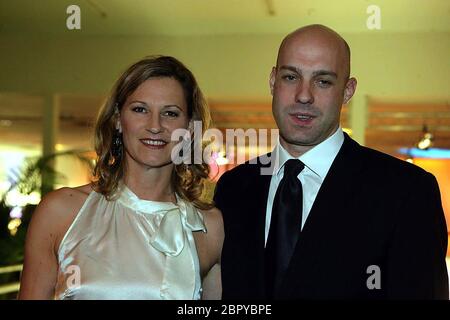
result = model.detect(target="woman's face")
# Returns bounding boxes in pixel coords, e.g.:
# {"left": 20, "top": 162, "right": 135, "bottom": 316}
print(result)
{"left": 119, "top": 77, "right": 190, "bottom": 169}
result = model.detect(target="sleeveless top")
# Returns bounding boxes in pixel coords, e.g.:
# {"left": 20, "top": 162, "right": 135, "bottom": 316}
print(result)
{"left": 54, "top": 185, "right": 206, "bottom": 300}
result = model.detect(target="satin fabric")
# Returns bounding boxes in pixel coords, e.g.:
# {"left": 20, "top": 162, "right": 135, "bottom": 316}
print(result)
{"left": 54, "top": 185, "right": 206, "bottom": 300}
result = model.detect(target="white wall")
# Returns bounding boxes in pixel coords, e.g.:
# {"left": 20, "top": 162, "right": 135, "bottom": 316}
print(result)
{"left": 1, "top": 32, "right": 448, "bottom": 102}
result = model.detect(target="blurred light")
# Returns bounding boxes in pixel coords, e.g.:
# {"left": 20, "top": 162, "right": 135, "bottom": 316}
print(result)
{"left": 1, "top": 152, "right": 26, "bottom": 179}
{"left": 213, "top": 151, "right": 229, "bottom": 166}
{"left": 342, "top": 127, "right": 353, "bottom": 136}
{"left": 5, "top": 190, "right": 41, "bottom": 207}
{"left": 417, "top": 132, "right": 433, "bottom": 150}
{"left": 0, "top": 119, "right": 12, "bottom": 127}
{"left": 8, "top": 218, "right": 22, "bottom": 236}
{"left": 0, "top": 181, "right": 12, "bottom": 196}
{"left": 398, "top": 148, "right": 450, "bottom": 159}
{"left": 28, "top": 191, "right": 41, "bottom": 204}
{"left": 9, "top": 206, "right": 23, "bottom": 219}
{"left": 405, "top": 158, "right": 414, "bottom": 163}
{"left": 416, "top": 124, "right": 433, "bottom": 150}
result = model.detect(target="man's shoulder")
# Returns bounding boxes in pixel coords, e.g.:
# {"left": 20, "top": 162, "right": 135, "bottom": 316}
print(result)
{"left": 357, "top": 144, "right": 431, "bottom": 180}
{"left": 218, "top": 153, "right": 272, "bottom": 182}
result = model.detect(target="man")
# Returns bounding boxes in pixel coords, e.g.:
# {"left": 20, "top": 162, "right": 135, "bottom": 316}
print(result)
{"left": 214, "top": 24, "right": 448, "bottom": 299}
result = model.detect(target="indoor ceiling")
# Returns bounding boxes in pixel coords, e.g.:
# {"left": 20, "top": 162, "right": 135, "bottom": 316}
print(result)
{"left": 0, "top": 0, "right": 449, "bottom": 156}
{"left": 1, "top": 0, "right": 449, "bottom": 36}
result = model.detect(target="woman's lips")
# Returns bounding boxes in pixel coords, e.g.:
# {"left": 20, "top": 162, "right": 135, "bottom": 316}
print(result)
{"left": 140, "top": 138, "right": 168, "bottom": 149}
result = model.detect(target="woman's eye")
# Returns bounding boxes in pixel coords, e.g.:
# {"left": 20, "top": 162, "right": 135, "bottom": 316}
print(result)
{"left": 132, "top": 106, "right": 147, "bottom": 113}
{"left": 163, "top": 110, "right": 179, "bottom": 118}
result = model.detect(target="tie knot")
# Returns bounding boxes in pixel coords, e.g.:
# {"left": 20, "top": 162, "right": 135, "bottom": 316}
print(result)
{"left": 283, "top": 159, "right": 304, "bottom": 177}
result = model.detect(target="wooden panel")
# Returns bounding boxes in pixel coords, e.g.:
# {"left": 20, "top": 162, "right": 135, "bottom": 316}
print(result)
{"left": 366, "top": 101, "right": 450, "bottom": 156}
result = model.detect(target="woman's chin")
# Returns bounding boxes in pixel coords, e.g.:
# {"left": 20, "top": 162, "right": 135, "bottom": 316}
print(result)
{"left": 143, "top": 159, "right": 174, "bottom": 169}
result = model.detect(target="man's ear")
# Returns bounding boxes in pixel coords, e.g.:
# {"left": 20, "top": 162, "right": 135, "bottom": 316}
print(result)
{"left": 269, "top": 67, "right": 276, "bottom": 96}
{"left": 343, "top": 77, "right": 357, "bottom": 104}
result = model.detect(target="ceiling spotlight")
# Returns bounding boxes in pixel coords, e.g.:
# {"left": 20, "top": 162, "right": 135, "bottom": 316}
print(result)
{"left": 417, "top": 125, "right": 433, "bottom": 150}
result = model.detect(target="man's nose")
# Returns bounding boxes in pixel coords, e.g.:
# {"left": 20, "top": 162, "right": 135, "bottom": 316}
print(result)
{"left": 295, "top": 82, "right": 314, "bottom": 105}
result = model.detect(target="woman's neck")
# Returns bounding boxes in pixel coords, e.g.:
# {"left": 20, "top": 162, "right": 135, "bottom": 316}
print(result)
{"left": 123, "top": 161, "right": 176, "bottom": 203}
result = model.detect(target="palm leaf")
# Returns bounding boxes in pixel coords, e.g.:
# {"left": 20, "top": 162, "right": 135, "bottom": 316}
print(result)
{"left": 1, "top": 150, "right": 94, "bottom": 202}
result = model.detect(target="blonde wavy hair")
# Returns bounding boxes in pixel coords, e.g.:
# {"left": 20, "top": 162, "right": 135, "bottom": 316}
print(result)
{"left": 93, "top": 56, "right": 213, "bottom": 209}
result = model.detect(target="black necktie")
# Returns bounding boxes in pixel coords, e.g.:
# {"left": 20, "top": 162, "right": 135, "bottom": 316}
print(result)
{"left": 265, "top": 159, "right": 305, "bottom": 298}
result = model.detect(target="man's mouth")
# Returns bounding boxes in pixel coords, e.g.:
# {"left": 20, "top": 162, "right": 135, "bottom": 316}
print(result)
{"left": 289, "top": 113, "right": 316, "bottom": 125}
{"left": 295, "top": 114, "right": 314, "bottom": 120}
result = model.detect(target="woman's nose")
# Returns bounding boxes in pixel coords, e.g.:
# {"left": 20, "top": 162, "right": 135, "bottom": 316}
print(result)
{"left": 147, "top": 113, "right": 163, "bottom": 134}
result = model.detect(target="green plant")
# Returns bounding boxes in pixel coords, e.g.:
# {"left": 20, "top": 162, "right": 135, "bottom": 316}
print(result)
{"left": 1, "top": 150, "right": 94, "bottom": 202}
{"left": 0, "top": 150, "right": 94, "bottom": 265}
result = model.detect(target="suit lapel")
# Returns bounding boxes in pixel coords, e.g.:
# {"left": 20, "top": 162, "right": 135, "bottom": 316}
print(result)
{"left": 279, "top": 134, "right": 365, "bottom": 297}
{"left": 301, "top": 134, "right": 364, "bottom": 237}
{"left": 244, "top": 156, "right": 273, "bottom": 296}
{"left": 253, "top": 171, "right": 272, "bottom": 249}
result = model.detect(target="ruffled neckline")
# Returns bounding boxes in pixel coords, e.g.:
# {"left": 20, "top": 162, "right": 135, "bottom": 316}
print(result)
{"left": 116, "top": 185, "right": 180, "bottom": 214}
{"left": 113, "top": 184, "right": 206, "bottom": 299}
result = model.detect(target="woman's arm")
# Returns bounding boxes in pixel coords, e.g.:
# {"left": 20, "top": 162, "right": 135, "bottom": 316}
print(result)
{"left": 200, "top": 207, "right": 224, "bottom": 300}
{"left": 18, "top": 187, "right": 87, "bottom": 299}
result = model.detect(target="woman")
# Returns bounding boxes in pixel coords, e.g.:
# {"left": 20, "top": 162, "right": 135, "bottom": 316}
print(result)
{"left": 18, "top": 56, "right": 223, "bottom": 300}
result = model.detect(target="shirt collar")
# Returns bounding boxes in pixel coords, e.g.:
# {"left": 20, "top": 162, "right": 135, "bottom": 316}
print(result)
{"left": 274, "top": 126, "right": 344, "bottom": 181}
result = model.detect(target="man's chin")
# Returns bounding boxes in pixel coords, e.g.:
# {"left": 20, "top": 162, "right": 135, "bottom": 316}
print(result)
{"left": 280, "top": 131, "right": 320, "bottom": 148}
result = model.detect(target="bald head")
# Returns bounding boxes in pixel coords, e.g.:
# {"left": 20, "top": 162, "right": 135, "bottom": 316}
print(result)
{"left": 277, "top": 24, "right": 351, "bottom": 79}
{"left": 269, "top": 24, "right": 357, "bottom": 156}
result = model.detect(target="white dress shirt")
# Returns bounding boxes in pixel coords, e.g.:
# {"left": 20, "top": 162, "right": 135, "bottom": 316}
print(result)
{"left": 264, "top": 127, "right": 345, "bottom": 245}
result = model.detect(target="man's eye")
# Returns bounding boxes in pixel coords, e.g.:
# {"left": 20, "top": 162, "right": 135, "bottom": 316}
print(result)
{"left": 282, "top": 75, "right": 297, "bottom": 81}
{"left": 317, "top": 79, "right": 332, "bottom": 87}
{"left": 132, "top": 106, "right": 147, "bottom": 113}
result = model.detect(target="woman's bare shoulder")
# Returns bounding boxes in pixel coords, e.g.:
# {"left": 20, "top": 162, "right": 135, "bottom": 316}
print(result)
{"left": 199, "top": 206, "right": 222, "bottom": 228}
{"left": 72, "top": 183, "right": 95, "bottom": 196}
{"left": 40, "top": 183, "right": 93, "bottom": 211}
{"left": 197, "top": 206, "right": 224, "bottom": 270}
{"left": 198, "top": 207, "right": 224, "bottom": 243}
{"left": 30, "top": 184, "right": 95, "bottom": 251}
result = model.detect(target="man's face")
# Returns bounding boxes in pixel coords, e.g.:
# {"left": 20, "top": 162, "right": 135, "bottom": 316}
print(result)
{"left": 270, "top": 31, "right": 356, "bottom": 156}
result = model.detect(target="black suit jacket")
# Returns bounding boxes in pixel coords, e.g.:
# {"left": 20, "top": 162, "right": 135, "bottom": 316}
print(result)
{"left": 214, "top": 133, "right": 449, "bottom": 299}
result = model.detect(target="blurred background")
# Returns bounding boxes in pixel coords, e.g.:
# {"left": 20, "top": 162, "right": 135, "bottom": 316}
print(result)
{"left": 0, "top": 0, "right": 449, "bottom": 298}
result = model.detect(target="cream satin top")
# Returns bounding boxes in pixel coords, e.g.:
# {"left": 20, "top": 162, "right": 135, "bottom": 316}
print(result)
{"left": 54, "top": 185, "right": 206, "bottom": 300}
